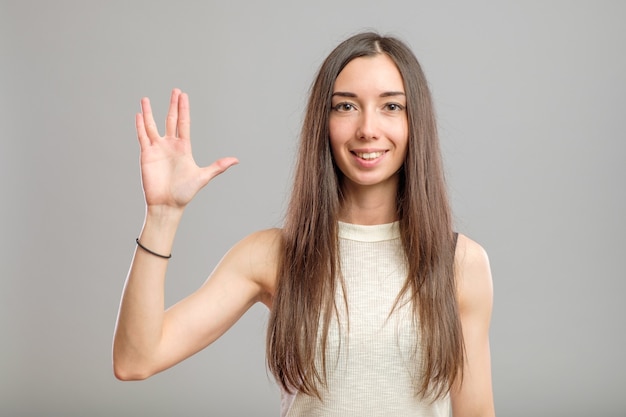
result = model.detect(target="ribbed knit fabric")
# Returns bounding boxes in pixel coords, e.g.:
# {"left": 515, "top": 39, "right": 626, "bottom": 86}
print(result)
{"left": 281, "top": 222, "right": 450, "bottom": 417}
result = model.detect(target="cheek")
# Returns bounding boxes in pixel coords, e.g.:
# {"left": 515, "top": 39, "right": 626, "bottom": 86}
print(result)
{"left": 399, "top": 131, "right": 409, "bottom": 152}
{"left": 395, "top": 123, "right": 409, "bottom": 153}
{"left": 328, "top": 119, "right": 350, "bottom": 150}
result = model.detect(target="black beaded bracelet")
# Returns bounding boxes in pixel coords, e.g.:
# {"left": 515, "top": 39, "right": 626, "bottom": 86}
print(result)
{"left": 136, "top": 238, "right": 172, "bottom": 259}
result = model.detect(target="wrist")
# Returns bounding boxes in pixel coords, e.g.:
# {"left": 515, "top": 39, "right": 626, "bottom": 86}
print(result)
{"left": 145, "top": 205, "right": 185, "bottom": 223}
{"left": 137, "top": 207, "right": 182, "bottom": 257}
{"left": 141, "top": 206, "right": 184, "bottom": 240}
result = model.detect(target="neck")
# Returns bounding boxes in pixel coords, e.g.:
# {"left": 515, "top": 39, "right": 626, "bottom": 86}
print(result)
{"left": 338, "top": 178, "right": 399, "bottom": 225}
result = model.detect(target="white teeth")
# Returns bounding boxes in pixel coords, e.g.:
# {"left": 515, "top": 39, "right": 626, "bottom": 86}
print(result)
{"left": 355, "top": 151, "right": 384, "bottom": 160}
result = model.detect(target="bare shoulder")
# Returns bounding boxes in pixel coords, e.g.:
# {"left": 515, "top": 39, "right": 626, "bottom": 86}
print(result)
{"left": 454, "top": 234, "right": 494, "bottom": 312}
{"left": 219, "top": 228, "right": 283, "bottom": 306}
{"left": 233, "top": 227, "right": 282, "bottom": 254}
{"left": 450, "top": 235, "right": 496, "bottom": 415}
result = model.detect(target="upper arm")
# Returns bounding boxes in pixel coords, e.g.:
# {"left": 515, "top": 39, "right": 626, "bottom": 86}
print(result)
{"left": 450, "top": 234, "right": 496, "bottom": 417}
{"left": 154, "top": 228, "right": 281, "bottom": 374}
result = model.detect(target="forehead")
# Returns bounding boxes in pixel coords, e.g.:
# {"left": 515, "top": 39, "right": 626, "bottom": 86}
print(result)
{"left": 333, "top": 54, "right": 405, "bottom": 93}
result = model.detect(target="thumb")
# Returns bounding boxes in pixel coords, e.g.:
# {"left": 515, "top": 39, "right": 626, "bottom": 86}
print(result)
{"left": 198, "top": 157, "right": 239, "bottom": 185}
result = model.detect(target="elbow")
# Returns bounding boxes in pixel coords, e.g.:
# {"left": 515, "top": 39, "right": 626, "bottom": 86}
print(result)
{"left": 113, "top": 363, "right": 151, "bottom": 381}
{"left": 112, "top": 332, "right": 164, "bottom": 380}
{"left": 112, "top": 350, "right": 156, "bottom": 381}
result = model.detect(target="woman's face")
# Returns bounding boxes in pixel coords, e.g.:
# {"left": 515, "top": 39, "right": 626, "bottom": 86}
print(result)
{"left": 329, "top": 54, "right": 408, "bottom": 191}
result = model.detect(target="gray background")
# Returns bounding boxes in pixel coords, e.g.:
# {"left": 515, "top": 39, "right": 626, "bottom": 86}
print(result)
{"left": 1, "top": 0, "right": 624, "bottom": 416}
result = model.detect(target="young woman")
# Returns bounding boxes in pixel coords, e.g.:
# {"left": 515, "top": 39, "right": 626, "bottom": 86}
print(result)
{"left": 113, "top": 32, "right": 495, "bottom": 416}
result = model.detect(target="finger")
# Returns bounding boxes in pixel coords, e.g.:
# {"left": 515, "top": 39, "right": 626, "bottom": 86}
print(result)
{"left": 140, "top": 97, "right": 161, "bottom": 141}
{"left": 165, "top": 88, "right": 181, "bottom": 138}
{"left": 198, "top": 157, "right": 239, "bottom": 186}
{"left": 177, "top": 92, "right": 191, "bottom": 140}
{"left": 135, "top": 113, "right": 151, "bottom": 148}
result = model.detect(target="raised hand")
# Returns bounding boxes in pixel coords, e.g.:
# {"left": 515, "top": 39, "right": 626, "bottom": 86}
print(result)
{"left": 136, "top": 89, "right": 238, "bottom": 210}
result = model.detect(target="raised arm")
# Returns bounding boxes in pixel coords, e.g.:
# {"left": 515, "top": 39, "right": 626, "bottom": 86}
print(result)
{"left": 451, "top": 235, "right": 496, "bottom": 417}
{"left": 112, "top": 89, "right": 274, "bottom": 380}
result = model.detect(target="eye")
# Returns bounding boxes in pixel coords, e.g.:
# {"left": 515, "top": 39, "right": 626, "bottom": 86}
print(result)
{"left": 384, "top": 103, "right": 405, "bottom": 112}
{"left": 332, "top": 102, "right": 356, "bottom": 112}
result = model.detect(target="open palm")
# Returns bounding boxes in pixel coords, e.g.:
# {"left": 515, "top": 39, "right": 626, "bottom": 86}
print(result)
{"left": 136, "top": 89, "right": 238, "bottom": 209}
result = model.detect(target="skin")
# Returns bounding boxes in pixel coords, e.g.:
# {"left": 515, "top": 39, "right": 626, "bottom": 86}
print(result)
{"left": 113, "top": 56, "right": 495, "bottom": 416}
{"left": 329, "top": 54, "right": 408, "bottom": 225}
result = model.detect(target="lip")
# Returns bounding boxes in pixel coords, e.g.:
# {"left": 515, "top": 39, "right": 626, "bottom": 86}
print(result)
{"left": 350, "top": 149, "right": 388, "bottom": 167}
{"left": 350, "top": 148, "right": 387, "bottom": 153}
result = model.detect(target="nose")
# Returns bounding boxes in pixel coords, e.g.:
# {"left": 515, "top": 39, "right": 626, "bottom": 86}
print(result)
{"left": 356, "top": 108, "right": 379, "bottom": 140}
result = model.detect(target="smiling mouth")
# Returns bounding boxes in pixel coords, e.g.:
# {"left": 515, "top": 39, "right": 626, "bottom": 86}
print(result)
{"left": 353, "top": 151, "right": 385, "bottom": 160}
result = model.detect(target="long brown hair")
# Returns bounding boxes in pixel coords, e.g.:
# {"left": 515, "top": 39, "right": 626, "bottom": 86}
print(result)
{"left": 267, "top": 32, "right": 463, "bottom": 400}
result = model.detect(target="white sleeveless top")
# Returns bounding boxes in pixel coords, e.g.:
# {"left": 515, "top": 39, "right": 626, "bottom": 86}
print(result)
{"left": 280, "top": 222, "right": 451, "bottom": 417}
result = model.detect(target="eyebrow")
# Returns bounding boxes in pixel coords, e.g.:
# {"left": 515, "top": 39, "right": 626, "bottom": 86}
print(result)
{"left": 331, "top": 91, "right": 406, "bottom": 98}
